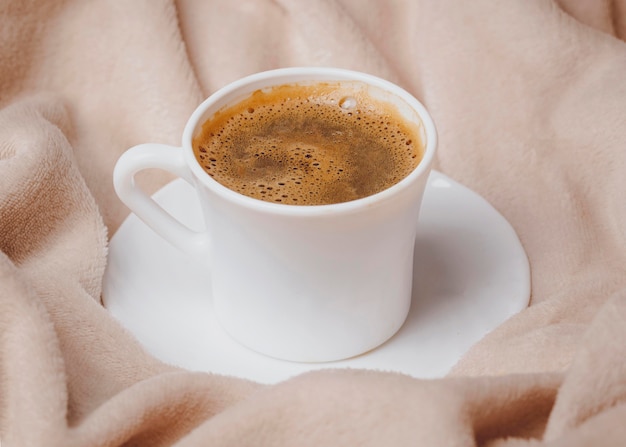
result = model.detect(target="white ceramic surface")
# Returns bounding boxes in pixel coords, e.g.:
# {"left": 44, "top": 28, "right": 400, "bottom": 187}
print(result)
{"left": 113, "top": 68, "right": 438, "bottom": 362}
{"left": 103, "top": 170, "right": 530, "bottom": 384}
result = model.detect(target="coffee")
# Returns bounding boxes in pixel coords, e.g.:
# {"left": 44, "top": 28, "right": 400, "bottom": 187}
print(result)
{"left": 192, "top": 81, "right": 423, "bottom": 205}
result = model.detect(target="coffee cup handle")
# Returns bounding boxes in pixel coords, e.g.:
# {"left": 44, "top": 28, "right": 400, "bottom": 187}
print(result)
{"left": 113, "top": 143, "right": 210, "bottom": 257}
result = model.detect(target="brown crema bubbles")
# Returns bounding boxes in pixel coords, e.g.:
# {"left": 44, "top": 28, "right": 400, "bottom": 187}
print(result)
{"left": 192, "top": 81, "right": 424, "bottom": 205}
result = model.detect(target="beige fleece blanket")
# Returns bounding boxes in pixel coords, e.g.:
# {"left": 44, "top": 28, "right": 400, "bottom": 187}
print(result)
{"left": 2, "top": 0, "right": 626, "bottom": 445}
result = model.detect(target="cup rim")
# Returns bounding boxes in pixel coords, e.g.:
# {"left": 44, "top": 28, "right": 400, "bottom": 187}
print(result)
{"left": 181, "top": 67, "right": 437, "bottom": 216}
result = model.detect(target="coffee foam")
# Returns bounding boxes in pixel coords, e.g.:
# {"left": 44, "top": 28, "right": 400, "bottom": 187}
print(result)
{"left": 193, "top": 82, "right": 423, "bottom": 205}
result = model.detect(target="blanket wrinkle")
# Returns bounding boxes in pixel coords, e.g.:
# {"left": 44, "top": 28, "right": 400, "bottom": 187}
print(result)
{"left": 555, "top": 0, "right": 626, "bottom": 39}
{"left": 171, "top": 371, "right": 561, "bottom": 447}
{"left": 280, "top": 0, "right": 401, "bottom": 82}
{"left": 2, "top": 0, "right": 626, "bottom": 446}
{"left": 544, "top": 290, "right": 626, "bottom": 439}
{"left": 0, "top": 96, "right": 105, "bottom": 298}
{"left": 176, "top": 0, "right": 295, "bottom": 95}
{"left": 68, "top": 371, "right": 261, "bottom": 447}
{"left": 0, "top": 252, "right": 69, "bottom": 447}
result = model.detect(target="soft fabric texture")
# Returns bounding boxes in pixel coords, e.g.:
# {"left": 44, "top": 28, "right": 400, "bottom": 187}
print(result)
{"left": 1, "top": 0, "right": 626, "bottom": 445}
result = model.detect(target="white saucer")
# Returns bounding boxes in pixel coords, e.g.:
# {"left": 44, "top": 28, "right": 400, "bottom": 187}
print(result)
{"left": 103, "top": 171, "right": 530, "bottom": 384}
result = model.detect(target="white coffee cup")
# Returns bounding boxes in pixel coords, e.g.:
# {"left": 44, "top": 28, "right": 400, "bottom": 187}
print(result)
{"left": 113, "top": 67, "right": 437, "bottom": 362}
